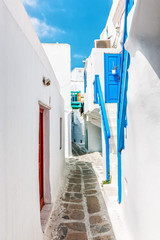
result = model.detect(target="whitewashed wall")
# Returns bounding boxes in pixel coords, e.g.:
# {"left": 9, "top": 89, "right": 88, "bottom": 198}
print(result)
{"left": 71, "top": 68, "right": 84, "bottom": 81}
{"left": 0, "top": 0, "right": 65, "bottom": 239}
{"left": 84, "top": 49, "right": 104, "bottom": 114}
{"left": 100, "top": 0, "right": 125, "bottom": 50}
{"left": 71, "top": 81, "right": 84, "bottom": 95}
{"left": 84, "top": 57, "right": 93, "bottom": 114}
{"left": 121, "top": 0, "right": 160, "bottom": 239}
{"left": 83, "top": 0, "right": 160, "bottom": 239}
{"left": 71, "top": 68, "right": 84, "bottom": 96}
{"left": 42, "top": 43, "right": 71, "bottom": 158}
{"left": 86, "top": 122, "right": 102, "bottom": 152}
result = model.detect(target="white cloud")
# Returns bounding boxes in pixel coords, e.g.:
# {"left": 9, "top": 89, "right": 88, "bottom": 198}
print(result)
{"left": 73, "top": 54, "right": 84, "bottom": 59}
{"left": 22, "top": 0, "right": 37, "bottom": 7}
{"left": 30, "top": 17, "right": 65, "bottom": 38}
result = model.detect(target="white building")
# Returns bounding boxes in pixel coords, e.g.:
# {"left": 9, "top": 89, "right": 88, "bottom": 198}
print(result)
{"left": 71, "top": 68, "right": 85, "bottom": 145}
{"left": 84, "top": 0, "right": 160, "bottom": 240}
{"left": 71, "top": 67, "right": 84, "bottom": 95}
{"left": 83, "top": 5, "right": 121, "bottom": 154}
{"left": 43, "top": 43, "right": 72, "bottom": 158}
{"left": 117, "top": 0, "right": 160, "bottom": 240}
{"left": 0, "top": 0, "right": 70, "bottom": 239}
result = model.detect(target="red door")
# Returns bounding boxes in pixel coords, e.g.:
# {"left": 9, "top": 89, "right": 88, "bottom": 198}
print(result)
{"left": 39, "top": 108, "right": 44, "bottom": 210}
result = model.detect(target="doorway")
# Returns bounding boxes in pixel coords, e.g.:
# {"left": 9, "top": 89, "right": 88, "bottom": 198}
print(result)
{"left": 39, "top": 108, "right": 44, "bottom": 210}
{"left": 104, "top": 53, "right": 121, "bottom": 103}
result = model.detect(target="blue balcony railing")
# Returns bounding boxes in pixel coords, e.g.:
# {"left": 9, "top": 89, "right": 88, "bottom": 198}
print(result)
{"left": 93, "top": 75, "right": 110, "bottom": 181}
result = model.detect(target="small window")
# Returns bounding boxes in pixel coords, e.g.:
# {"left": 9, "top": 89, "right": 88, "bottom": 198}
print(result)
{"left": 60, "top": 118, "right": 62, "bottom": 149}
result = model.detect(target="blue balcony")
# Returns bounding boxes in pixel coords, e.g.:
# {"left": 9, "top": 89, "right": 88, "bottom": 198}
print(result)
{"left": 71, "top": 91, "right": 82, "bottom": 109}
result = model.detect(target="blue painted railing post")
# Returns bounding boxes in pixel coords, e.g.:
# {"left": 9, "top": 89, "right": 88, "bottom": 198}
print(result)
{"left": 93, "top": 80, "right": 95, "bottom": 103}
{"left": 118, "top": 151, "right": 122, "bottom": 203}
{"left": 94, "top": 75, "right": 110, "bottom": 182}
{"left": 117, "top": 0, "right": 134, "bottom": 203}
{"left": 93, "top": 79, "right": 98, "bottom": 104}
{"left": 106, "top": 138, "right": 110, "bottom": 181}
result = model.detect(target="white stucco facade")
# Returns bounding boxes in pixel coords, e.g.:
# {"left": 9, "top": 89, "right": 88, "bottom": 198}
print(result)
{"left": 71, "top": 68, "right": 84, "bottom": 95}
{"left": 42, "top": 43, "right": 72, "bottom": 158}
{"left": 83, "top": 0, "right": 160, "bottom": 239}
{"left": 0, "top": 0, "right": 66, "bottom": 239}
{"left": 85, "top": 121, "right": 102, "bottom": 152}
{"left": 92, "top": 0, "right": 160, "bottom": 240}
{"left": 120, "top": 0, "right": 160, "bottom": 239}
{"left": 100, "top": 0, "right": 125, "bottom": 50}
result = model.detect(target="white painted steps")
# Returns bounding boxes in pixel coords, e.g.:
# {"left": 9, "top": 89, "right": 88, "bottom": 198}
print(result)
{"left": 105, "top": 103, "right": 117, "bottom": 154}
{"left": 84, "top": 103, "right": 117, "bottom": 154}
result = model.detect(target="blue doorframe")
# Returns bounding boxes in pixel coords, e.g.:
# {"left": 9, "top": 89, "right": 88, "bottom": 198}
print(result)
{"left": 104, "top": 53, "right": 121, "bottom": 103}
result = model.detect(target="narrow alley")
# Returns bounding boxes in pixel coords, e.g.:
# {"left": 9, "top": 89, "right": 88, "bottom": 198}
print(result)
{"left": 2, "top": 0, "right": 160, "bottom": 239}
{"left": 44, "top": 144, "right": 115, "bottom": 240}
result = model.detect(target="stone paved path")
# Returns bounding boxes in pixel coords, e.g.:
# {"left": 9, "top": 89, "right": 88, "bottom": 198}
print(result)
{"left": 44, "top": 145, "right": 115, "bottom": 240}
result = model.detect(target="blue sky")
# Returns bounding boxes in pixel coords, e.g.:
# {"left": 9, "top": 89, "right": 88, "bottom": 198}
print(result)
{"left": 22, "top": 0, "right": 112, "bottom": 70}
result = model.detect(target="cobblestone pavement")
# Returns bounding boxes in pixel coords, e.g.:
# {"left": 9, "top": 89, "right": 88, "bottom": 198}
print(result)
{"left": 44, "top": 144, "right": 115, "bottom": 240}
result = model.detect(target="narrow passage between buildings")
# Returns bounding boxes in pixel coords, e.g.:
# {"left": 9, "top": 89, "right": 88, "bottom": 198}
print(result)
{"left": 44, "top": 144, "right": 115, "bottom": 240}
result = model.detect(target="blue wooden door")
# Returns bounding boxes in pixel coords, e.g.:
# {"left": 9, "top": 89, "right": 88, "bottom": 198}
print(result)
{"left": 104, "top": 53, "right": 121, "bottom": 103}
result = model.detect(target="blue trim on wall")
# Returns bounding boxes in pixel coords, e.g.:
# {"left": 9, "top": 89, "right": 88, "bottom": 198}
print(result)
{"left": 117, "top": 0, "right": 134, "bottom": 204}
{"left": 84, "top": 71, "right": 87, "bottom": 93}
{"left": 93, "top": 78, "right": 98, "bottom": 104}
